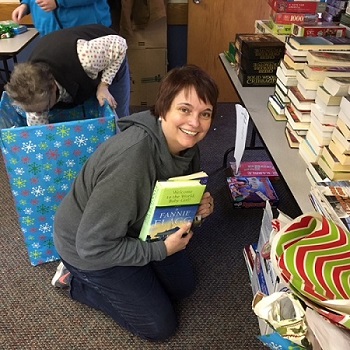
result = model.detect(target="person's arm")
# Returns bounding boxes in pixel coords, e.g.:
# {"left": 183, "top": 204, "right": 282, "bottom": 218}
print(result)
{"left": 78, "top": 35, "right": 127, "bottom": 108}
{"left": 35, "top": 0, "right": 58, "bottom": 12}
{"left": 55, "top": 0, "right": 100, "bottom": 8}
{"left": 12, "top": 4, "right": 29, "bottom": 23}
{"left": 26, "top": 112, "right": 50, "bottom": 126}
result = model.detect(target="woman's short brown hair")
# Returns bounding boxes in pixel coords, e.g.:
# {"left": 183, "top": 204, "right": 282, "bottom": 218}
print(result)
{"left": 152, "top": 65, "right": 219, "bottom": 120}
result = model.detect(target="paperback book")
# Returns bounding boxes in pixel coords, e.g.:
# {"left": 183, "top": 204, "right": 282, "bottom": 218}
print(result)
{"left": 306, "top": 50, "right": 350, "bottom": 67}
{"left": 288, "top": 35, "right": 350, "bottom": 51}
{"left": 139, "top": 172, "right": 207, "bottom": 242}
{"left": 323, "top": 76, "right": 350, "bottom": 96}
{"left": 226, "top": 176, "right": 279, "bottom": 208}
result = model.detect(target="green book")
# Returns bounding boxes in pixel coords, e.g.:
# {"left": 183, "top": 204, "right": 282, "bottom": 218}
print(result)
{"left": 139, "top": 172, "right": 207, "bottom": 242}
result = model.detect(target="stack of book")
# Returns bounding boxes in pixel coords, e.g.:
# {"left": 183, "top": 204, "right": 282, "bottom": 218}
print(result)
{"left": 281, "top": 39, "right": 350, "bottom": 152}
{"left": 233, "top": 33, "right": 285, "bottom": 87}
{"left": 316, "top": 94, "right": 350, "bottom": 180}
{"left": 267, "top": 0, "right": 324, "bottom": 37}
{"left": 322, "top": 0, "right": 349, "bottom": 23}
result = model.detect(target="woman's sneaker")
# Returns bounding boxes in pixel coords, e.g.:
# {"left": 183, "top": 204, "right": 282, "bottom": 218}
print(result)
{"left": 51, "top": 261, "right": 71, "bottom": 289}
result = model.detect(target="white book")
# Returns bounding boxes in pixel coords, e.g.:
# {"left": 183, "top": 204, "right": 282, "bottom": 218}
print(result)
{"left": 276, "top": 66, "right": 298, "bottom": 87}
{"left": 280, "top": 59, "right": 297, "bottom": 77}
{"left": 296, "top": 70, "right": 323, "bottom": 90}
{"left": 299, "top": 138, "right": 321, "bottom": 164}
{"left": 306, "top": 127, "right": 326, "bottom": 151}
{"left": 316, "top": 86, "right": 342, "bottom": 106}
{"left": 340, "top": 95, "right": 350, "bottom": 120}
{"left": 323, "top": 76, "right": 350, "bottom": 97}
{"left": 268, "top": 94, "right": 285, "bottom": 114}
{"left": 275, "top": 84, "right": 290, "bottom": 104}
{"left": 276, "top": 77, "right": 289, "bottom": 95}
{"left": 310, "top": 103, "right": 339, "bottom": 124}
{"left": 315, "top": 96, "right": 341, "bottom": 116}
{"left": 297, "top": 83, "right": 317, "bottom": 100}
{"left": 332, "top": 127, "right": 350, "bottom": 152}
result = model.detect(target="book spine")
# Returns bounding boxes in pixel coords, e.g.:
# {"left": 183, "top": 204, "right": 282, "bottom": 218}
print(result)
{"left": 240, "top": 59, "right": 280, "bottom": 74}
{"left": 238, "top": 44, "right": 285, "bottom": 60}
{"left": 139, "top": 182, "right": 161, "bottom": 241}
{"left": 238, "top": 69, "right": 277, "bottom": 87}
{"left": 269, "top": 0, "right": 319, "bottom": 13}
{"left": 271, "top": 11, "right": 319, "bottom": 24}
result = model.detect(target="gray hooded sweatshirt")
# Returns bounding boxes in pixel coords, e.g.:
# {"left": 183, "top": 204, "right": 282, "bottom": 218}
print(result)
{"left": 53, "top": 111, "right": 201, "bottom": 270}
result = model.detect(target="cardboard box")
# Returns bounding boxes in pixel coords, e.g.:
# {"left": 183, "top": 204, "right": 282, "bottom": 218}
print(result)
{"left": 125, "top": 17, "right": 167, "bottom": 49}
{"left": 128, "top": 48, "right": 167, "bottom": 106}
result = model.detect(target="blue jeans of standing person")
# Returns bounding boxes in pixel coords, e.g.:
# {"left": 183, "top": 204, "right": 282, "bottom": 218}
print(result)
{"left": 110, "top": 56, "right": 130, "bottom": 119}
{"left": 62, "top": 251, "right": 196, "bottom": 341}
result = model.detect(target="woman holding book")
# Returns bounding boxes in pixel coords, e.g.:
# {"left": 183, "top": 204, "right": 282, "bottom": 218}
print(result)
{"left": 51, "top": 65, "right": 218, "bottom": 341}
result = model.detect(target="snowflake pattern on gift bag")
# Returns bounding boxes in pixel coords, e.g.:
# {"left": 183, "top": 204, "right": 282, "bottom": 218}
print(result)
{"left": 0, "top": 97, "right": 117, "bottom": 266}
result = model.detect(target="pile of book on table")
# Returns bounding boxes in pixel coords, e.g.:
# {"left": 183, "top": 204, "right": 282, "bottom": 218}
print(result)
{"left": 232, "top": 33, "right": 285, "bottom": 86}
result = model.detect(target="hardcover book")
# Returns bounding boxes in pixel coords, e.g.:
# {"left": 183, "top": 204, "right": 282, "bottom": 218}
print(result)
{"left": 237, "top": 68, "right": 277, "bottom": 87}
{"left": 234, "top": 33, "right": 285, "bottom": 60}
{"left": 226, "top": 176, "right": 279, "bottom": 208}
{"left": 235, "top": 52, "right": 280, "bottom": 74}
{"left": 139, "top": 172, "right": 207, "bottom": 242}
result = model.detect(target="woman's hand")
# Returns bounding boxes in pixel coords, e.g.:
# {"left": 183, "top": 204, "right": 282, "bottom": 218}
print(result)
{"left": 196, "top": 192, "right": 214, "bottom": 219}
{"left": 12, "top": 4, "right": 29, "bottom": 23}
{"left": 164, "top": 223, "right": 193, "bottom": 256}
{"left": 96, "top": 82, "right": 117, "bottom": 110}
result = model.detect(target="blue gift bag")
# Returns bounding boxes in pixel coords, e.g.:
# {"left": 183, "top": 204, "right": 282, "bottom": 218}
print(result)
{"left": 0, "top": 92, "right": 119, "bottom": 266}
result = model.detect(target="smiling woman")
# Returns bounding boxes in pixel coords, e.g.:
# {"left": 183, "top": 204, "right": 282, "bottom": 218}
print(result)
{"left": 52, "top": 64, "right": 219, "bottom": 341}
